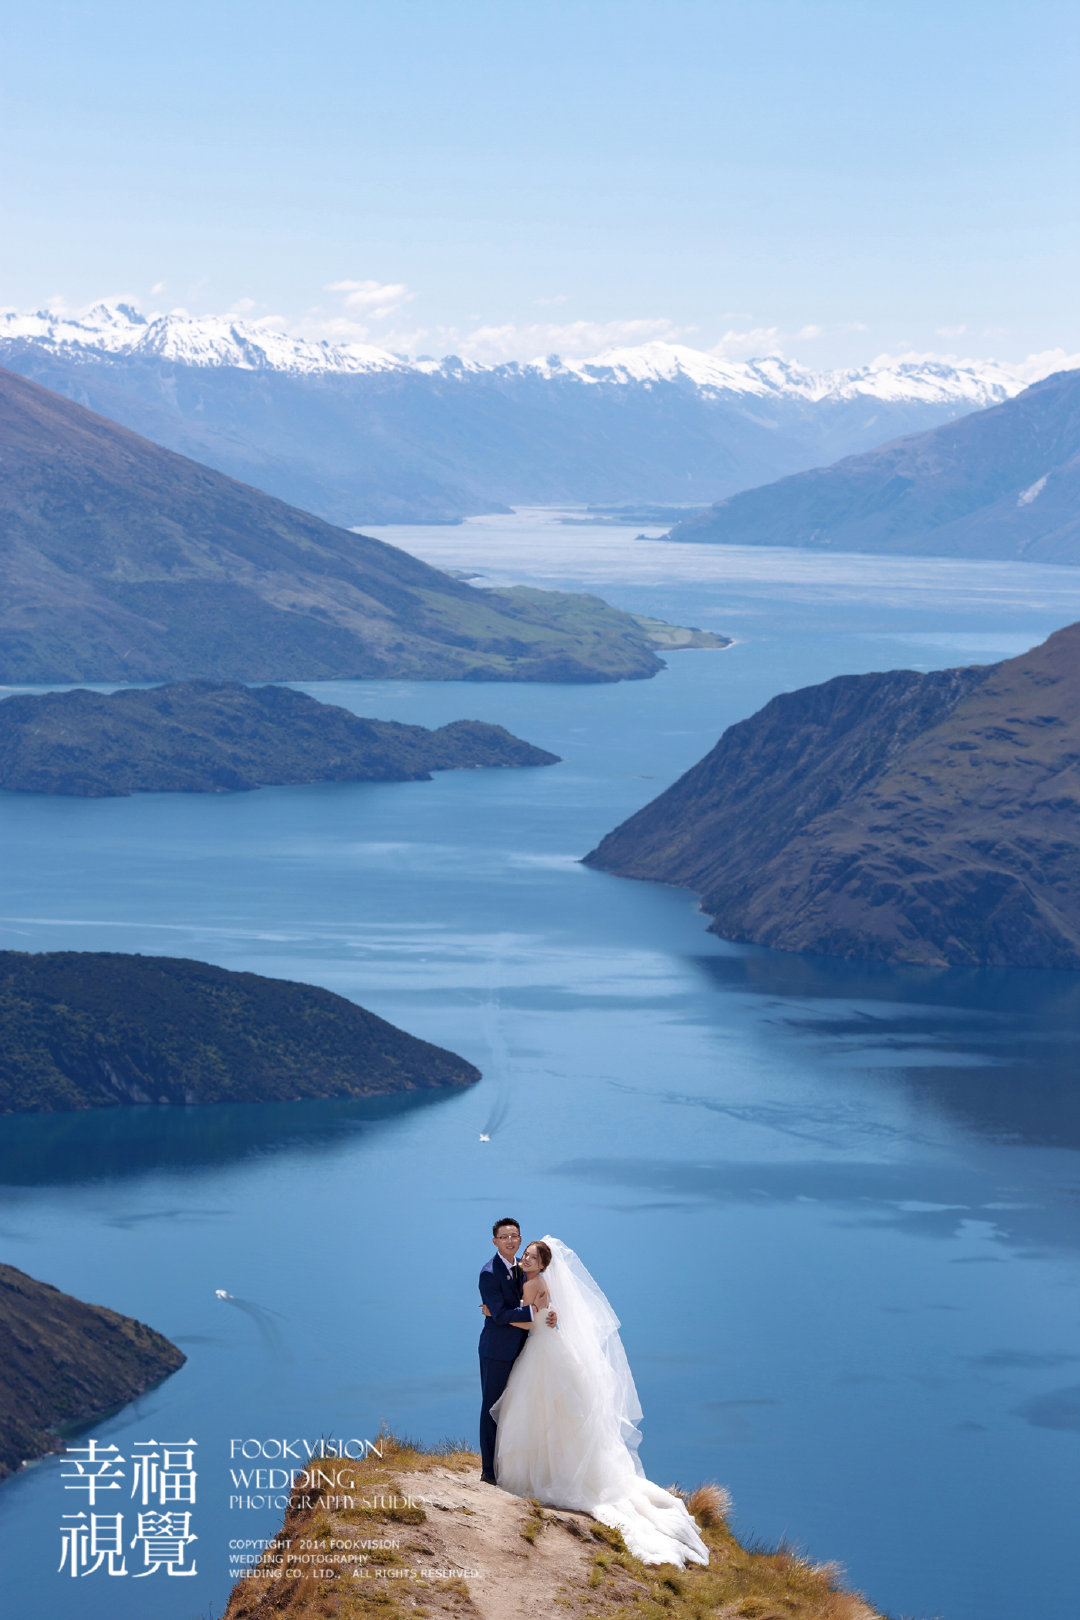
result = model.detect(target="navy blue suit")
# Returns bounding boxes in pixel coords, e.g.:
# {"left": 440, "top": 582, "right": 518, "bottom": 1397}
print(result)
{"left": 478, "top": 1254, "right": 531, "bottom": 1478}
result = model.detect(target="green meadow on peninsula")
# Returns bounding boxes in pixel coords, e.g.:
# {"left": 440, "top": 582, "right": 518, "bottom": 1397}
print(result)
{"left": 0, "top": 366, "right": 709, "bottom": 686}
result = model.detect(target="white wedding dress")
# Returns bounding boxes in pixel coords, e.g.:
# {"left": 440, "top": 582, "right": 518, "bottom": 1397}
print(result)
{"left": 490, "top": 1236, "right": 708, "bottom": 1568}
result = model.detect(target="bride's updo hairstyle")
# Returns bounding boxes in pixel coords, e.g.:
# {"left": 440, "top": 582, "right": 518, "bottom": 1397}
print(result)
{"left": 525, "top": 1241, "right": 552, "bottom": 1270}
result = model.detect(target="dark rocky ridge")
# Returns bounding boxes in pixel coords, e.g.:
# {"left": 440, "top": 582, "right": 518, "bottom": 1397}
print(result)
{"left": 0, "top": 951, "right": 480, "bottom": 1114}
{"left": 585, "top": 622, "right": 1080, "bottom": 969}
{"left": 668, "top": 368, "right": 1080, "bottom": 564}
{"left": 0, "top": 366, "right": 666, "bottom": 685}
{"left": 0, "top": 1262, "right": 185, "bottom": 1479}
{"left": 0, "top": 680, "right": 559, "bottom": 796}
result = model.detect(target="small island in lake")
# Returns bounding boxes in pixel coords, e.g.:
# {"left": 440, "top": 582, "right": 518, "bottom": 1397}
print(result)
{"left": 586, "top": 621, "right": 1080, "bottom": 969}
{"left": 0, "top": 951, "right": 480, "bottom": 1113}
{"left": 0, "top": 1262, "right": 184, "bottom": 1479}
{"left": 0, "top": 680, "right": 560, "bottom": 797}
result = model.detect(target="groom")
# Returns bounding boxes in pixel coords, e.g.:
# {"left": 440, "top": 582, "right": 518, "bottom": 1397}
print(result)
{"left": 477, "top": 1216, "right": 555, "bottom": 1484}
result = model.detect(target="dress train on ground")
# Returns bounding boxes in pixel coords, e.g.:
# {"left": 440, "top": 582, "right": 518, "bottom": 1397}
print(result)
{"left": 490, "top": 1238, "right": 708, "bottom": 1568}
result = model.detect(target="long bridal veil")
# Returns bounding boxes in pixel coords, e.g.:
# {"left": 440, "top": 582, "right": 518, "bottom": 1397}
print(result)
{"left": 540, "top": 1234, "right": 646, "bottom": 1470}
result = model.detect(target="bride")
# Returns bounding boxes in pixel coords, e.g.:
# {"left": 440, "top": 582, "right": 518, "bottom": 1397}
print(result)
{"left": 490, "top": 1235, "right": 708, "bottom": 1569}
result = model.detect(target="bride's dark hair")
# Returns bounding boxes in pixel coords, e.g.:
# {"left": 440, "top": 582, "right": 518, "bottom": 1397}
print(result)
{"left": 525, "top": 1240, "right": 552, "bottom": 1271}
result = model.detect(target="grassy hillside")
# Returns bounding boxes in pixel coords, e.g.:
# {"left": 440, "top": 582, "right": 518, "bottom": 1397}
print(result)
{"left": 0, "top": 366, "right": 666, "bottom": 684}
{"left": 220, "top": 1433, "right": 882, "bottom": 1620}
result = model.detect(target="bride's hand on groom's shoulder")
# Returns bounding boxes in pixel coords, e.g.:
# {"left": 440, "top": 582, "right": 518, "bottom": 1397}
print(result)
{"left": 479, "top": 1303, "right": 491, "bottom": 1315}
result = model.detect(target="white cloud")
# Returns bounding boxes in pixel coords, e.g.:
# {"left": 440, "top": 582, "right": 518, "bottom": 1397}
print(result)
{"left": 710, "top": 325, "right": 785, "bottom": 358}
{"left": 379, "top": 326, "right": 433, "bottom": 354}
{"left": 936, "top": 323, "right": 968, "bottom": 338}
{"left": 309, "top": 315, "right": 696, "bottom": 364}
{"left": 1010, "top": 347, "right": 1080, "bottom": 383}
{"left": 325, "top": 279, "right": 413, "bottom": 319}
{"left": 866, "top": 348, "right": 962, "bottom": 366}
{"left": 150, "top": 280, "right": 167, "bottom": 295}
{"left": 710, "top": 321, "right": 844, "bottom": 358}
{"left": 865, "top": 347, "right": 1080, "bottom": 386}
{"left": 425, "top": 316, "right": 694, "bottom": 363}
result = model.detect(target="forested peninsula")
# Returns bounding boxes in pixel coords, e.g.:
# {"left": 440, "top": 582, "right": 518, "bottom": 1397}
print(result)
{"left": 0, "top": 1262, "right": 184, "bottom": 1479}
{"left": 0, "top": 952, "right": 479, "bottom": 1113}
{"left": 586, "top": 622, "right": 1080, "bottom": 969}
{"left": 0, "top": 680, "right": 559, "bottom": 797}
{"left": 0, "top": 366, "right": 687, "bottom": 685}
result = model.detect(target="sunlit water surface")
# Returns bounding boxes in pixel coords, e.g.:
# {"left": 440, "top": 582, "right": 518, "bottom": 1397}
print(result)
{"left": 1, "top": 512, "right": 1078, "bottom": 1620}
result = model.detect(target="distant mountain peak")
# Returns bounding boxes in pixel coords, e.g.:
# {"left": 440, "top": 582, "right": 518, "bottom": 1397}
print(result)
{"left": 3, "top": 305, "right": 1068, "bottom": 531}
{"left": 0, "top": 302, "right": 1039, "bottom": 407}
{"left": 83, "top": 299, "right": 147, "bottom": 328}
{"left": 0, "top": 303, "right": 408, "bottom": 377}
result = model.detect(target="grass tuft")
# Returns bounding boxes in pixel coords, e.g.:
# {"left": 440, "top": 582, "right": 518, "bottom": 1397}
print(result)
{"left": 684, "top": 1482, "right": 731, "bottom": 1529}
{"left": 521, "top": 1499, "right": 547, "bottom": 1545}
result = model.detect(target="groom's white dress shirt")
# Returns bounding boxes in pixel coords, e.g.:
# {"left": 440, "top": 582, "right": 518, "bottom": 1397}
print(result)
{"left": 499, "top": 1253, "right": 533, "bottom": 1317}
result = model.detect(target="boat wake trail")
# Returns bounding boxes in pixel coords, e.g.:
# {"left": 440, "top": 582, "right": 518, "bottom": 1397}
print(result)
{"left": 214, "top": 1290, "right": 291, "bottom": 1357}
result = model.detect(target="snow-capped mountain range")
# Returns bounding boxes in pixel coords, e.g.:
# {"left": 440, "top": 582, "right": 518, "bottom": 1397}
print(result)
{"left": 0, "top": 303, "right": 1057, "bottom": 525}
{"left": 1, "top": 301, "right": 1025, "bottom": 404}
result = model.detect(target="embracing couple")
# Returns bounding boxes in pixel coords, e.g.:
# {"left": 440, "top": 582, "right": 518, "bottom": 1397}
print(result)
{"left": 477, "top": 1217, "right": 709, "bottom": 1569}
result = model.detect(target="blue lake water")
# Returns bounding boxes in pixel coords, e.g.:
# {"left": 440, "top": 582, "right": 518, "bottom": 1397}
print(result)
{"left": 2, "top": 512, "right": 1079, "bottom": 1620}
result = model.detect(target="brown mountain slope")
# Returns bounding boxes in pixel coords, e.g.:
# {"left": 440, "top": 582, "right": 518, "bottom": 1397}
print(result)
{"left": 0, "top": 366, "right": 664, "bottom": 684}
{"left": 667, "top": 368, "right": 1080, "bottom": 564}
{"left": 0, "top": 1262, "right": 184, "bottom": 1478}
{"left": 585, "top": 622, "right": 1080, "bottom": 968}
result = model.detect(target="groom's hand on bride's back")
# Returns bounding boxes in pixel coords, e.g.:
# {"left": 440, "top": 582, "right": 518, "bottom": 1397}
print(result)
{"left": 480, "top": 1302, "right": 555, "bottom": 1324}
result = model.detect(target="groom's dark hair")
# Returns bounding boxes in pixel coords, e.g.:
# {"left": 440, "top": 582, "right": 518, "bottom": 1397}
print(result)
{"left": 492, "top": 1217, "right": 521, "bottom": 1237}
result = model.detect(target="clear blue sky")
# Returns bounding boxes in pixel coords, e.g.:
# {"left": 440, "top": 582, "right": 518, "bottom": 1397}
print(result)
{"left": 3, "top": 0, "right": 1078, "bottom": 366}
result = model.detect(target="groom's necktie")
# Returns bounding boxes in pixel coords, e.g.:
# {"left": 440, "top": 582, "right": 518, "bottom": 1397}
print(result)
{"left": 511, "top": 1263, "right": 523, "bottom": 1290}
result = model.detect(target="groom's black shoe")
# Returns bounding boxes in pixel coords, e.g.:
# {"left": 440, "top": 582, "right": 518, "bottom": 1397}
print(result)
{"left": 480, "top": 1472, "right": 497, "bottom": 1485}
